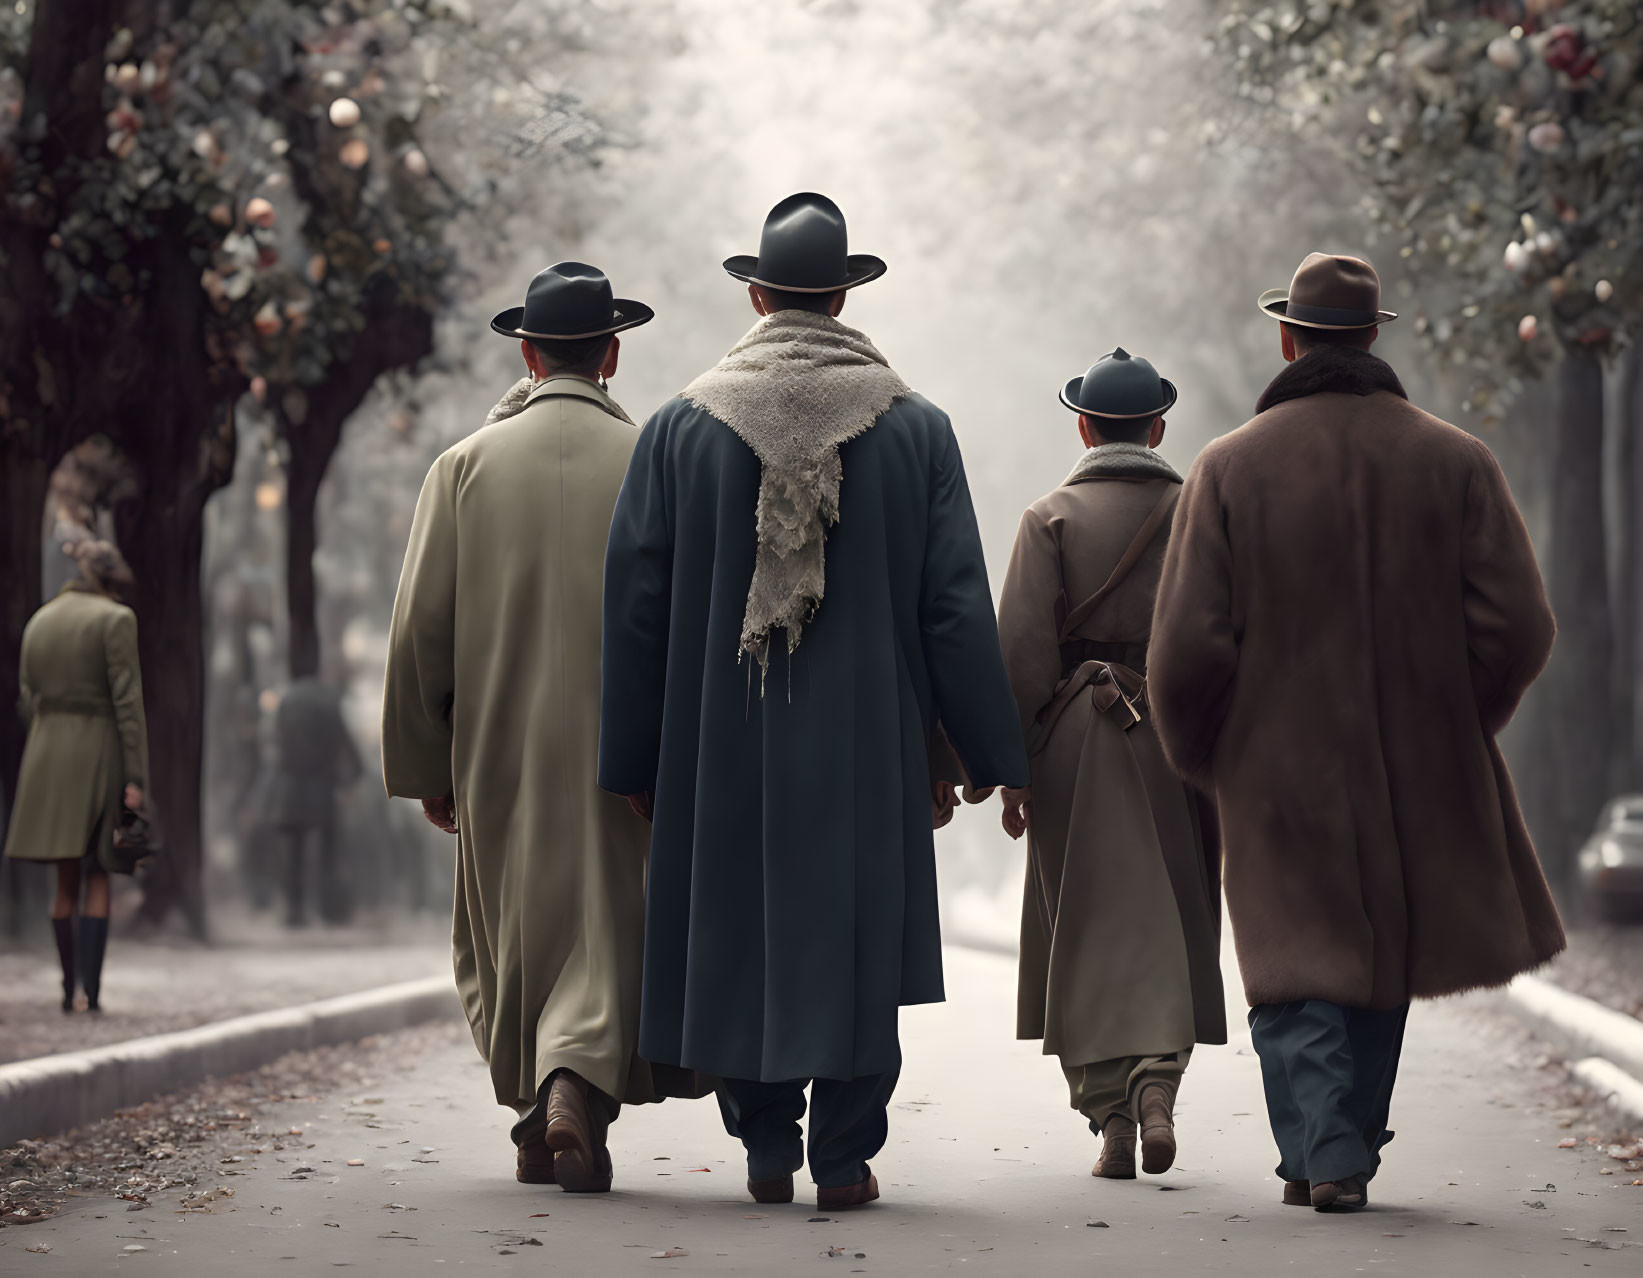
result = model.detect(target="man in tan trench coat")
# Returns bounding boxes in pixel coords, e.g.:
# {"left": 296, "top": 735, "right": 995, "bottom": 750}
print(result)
{"left": 1150, "top": 254, "right": 1564, "bottom": 1213}
{"left": 996, "top": 350, "right": 1224, "bottom": 1183}
{"left": 383, "top": 262, "right": 679, "bottom": 1194}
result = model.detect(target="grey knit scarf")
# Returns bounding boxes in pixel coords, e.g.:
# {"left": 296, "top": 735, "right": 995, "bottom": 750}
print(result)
{"left": 682, "top": 310, "right": 910, "bottom": 676}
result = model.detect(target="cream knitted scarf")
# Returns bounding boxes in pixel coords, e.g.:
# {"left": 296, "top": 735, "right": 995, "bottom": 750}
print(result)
{"left": 682, "top": 310, "right": 910, "bottom": 677}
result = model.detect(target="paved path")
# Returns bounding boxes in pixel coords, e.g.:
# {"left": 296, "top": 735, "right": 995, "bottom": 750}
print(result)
{"left": 5, "top": 948, "right": 1638, "bottom": 1274}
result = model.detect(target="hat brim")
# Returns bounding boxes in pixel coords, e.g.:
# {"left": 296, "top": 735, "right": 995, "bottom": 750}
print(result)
{"left": 1060, "top": 376, "right": 1178, "bottom": 420}
{"left": 490, "top": 299, "right": 655, "bottom": 341}
{"left": 722, "top": 253, "right": 887, "bottom": 292}
{"left": 1257, "top": 289, "right": 1397, "bottom": 329}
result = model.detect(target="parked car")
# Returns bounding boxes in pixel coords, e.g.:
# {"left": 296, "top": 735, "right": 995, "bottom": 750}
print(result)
{"left": 1578, "top": 795, "right": 1643, "bottom": 924}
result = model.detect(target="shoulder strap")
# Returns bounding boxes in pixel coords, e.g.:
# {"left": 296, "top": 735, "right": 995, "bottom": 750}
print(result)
{"left": 1057, "top": 484, "right": 1181, "bottom": 643}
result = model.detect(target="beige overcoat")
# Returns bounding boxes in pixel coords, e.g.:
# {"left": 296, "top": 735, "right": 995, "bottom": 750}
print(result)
{"left": 998, "top": 445, "right": 1224, "bottom": 1068}
{"left": 382, "top": 376, "right": 660, "bottom": 1112}
{"left": 4, "top": 585, "right": 148, "bottom": 871}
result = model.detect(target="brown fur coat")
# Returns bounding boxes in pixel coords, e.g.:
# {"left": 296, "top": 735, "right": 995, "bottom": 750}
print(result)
{"left": 1149, "top": 347, "right": 1564, "bottom": 1009}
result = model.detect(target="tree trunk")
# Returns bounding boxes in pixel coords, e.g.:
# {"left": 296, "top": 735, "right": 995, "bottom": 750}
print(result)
{"left": 1542, "top": 348, "right": 1613, "bottom": 894}
{"left": 118, "top": 489, "right": 214, "bottom": 937}
{"left": 278, "top": 277, "right": 434, "bottom": 682}
{"left": 1612, "top": 347, "right": 1643, "bottom": 797}
{"left": 285, "top": 446, "right": 324, "bottom": 681}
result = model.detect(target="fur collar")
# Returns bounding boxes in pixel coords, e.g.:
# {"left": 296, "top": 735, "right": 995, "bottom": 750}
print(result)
{"left": 682, "top": 310, "right": 910, "bottom": 678}
{"left": 1255, "top": 346, "right": 1408, "bottom": 415}
{"left": 1064, "top": 441, "right": 1181, "bottom": 487}
{"left": 482, "top": 376, "right": 635, "bottom": 428}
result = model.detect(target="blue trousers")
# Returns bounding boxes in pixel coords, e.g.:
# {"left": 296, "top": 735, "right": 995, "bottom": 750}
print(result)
{"left": 717, "top": 1064, "right": 900, "bottom": 1189}
{"left": 1248, "top": 1000, "right": 1408, "bottom": 1186}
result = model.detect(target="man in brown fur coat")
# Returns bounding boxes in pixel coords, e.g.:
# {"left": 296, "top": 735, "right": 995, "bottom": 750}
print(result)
{"left": 1149, "top": 253, "right": 1564, "bottom": 1213}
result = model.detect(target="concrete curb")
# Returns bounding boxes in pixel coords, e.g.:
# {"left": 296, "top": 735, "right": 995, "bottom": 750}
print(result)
{"left": 0, "top": 976, "right": 458, "bottom": 1148}
{"left": 1504, "top": 974, "right": 1643, "bottom": 1122}
{"left": 1567, "top": 1057, "right": 1643, "bottom": 1125}
{"left": 1505, "top": 974, "right": 1643, "bottom": 1080}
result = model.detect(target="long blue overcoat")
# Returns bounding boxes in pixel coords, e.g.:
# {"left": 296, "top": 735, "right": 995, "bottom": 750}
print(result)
{"left": 599, "top": 392, "right": 1028, "bottom": 1084}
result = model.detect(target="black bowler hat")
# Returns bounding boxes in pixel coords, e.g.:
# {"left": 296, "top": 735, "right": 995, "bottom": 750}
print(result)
{"left": 1060, "top": 347, "right": 1178, "bottom": 419}
{"left": 723, "top": 192, "right": 887, "bottom": 293}
{"left": 490, "top": 261, "right": 654, "bottom": 341}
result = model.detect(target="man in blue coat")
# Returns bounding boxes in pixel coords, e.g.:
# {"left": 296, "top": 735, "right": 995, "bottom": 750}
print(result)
{"left": 600, "top": 193, "right": 1028, "bottom": 1210}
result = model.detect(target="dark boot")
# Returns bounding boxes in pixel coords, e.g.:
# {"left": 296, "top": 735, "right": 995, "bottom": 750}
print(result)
{"left": 52, "top": 917, "right": 76, "bottom": 1013}
{"left": 77, "top": 915, "right": 109, "bottom": 1012}
{"left": 748, "top": 1174, "right": 795, "bottom": 1204}
{"left": 544, "top": 1071, "right": 614, "bottom": 1193}
{"left": 816, "top": 1171, "right": 880, "bottom": 1210}
{"left": 1283, "top": 1179, "right": 1311, "bottom": 1206}
{"left": 1134, "top": 1078, "right": 1178, "bottom": 1175}
{"left": 1093, "top": 1114, "right": 1137, "bottom": 1180}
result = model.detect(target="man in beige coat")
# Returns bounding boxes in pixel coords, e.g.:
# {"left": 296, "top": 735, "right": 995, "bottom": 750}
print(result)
{"left": 996, "top": 350, "right": 1223, "bottom": 1183}
{"left": 383, "top": 262, "right": 674, "bottom": 1194}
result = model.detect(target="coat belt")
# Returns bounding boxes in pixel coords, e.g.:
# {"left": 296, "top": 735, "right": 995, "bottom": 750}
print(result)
{"left": 1025, "top": 659, "right": 1147, "bottom": 756}
{"left": 35, "top": 695, "right": 112, "bottom": 717}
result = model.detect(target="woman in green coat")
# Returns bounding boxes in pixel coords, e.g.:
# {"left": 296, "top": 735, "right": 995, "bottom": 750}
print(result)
{"left": 3, "top": 541, "right": 149, "bottom": 1012}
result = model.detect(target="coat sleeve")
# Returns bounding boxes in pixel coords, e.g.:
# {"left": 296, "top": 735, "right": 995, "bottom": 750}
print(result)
{"left": 17, "top": 620, "right": 36, "bottom": 726}
{"left": 381, "top": 455, "right": 459, "bottom": 800}
{"left": 996, "top": 506, "right": 1065, "bottom": 744}
{"left": 598, "top": 411, "right": 673, "bottom": 797}
{"left": 1461, "top": 440, "right": 1555, "bottom": 735}
{"left": 103, "top": 606, "right": 149, "bottom": 791}
{"left": 1148, "top": 452, "right": 1237, "bottom": 786}
{"left": 918, "top": 417, "right": 1030, "bottom": 791}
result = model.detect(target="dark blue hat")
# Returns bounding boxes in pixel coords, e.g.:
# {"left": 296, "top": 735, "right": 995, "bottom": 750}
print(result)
{"left": 724, "top": 192, "right": 886, "bottom": 293}
{"left": 1060, "top": 347, "right": 1178, "bottom": 419}
{"left": 491, "top": 261, "right": 653, "bottom": 341}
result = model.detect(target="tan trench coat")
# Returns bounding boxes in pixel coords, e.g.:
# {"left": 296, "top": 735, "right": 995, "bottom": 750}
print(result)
{"left": 998, "top": 450, "right": 1225, "bottom": 1067}
{"left": 382, "top": 377, "right": 664, "bottom": 1112}
{"left": 4, "top": 585, "right": 148, "bottom": 871}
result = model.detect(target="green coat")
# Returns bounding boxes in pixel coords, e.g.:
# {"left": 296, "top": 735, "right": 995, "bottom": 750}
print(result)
{"left": 4, "top": 585, "right": 149, "bottom": 871}
{"left": 382, "top": 377, "right": 661, "bottom": 1113}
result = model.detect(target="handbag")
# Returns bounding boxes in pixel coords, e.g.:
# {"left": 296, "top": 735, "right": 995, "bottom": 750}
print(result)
{"left": 109, "top": 806, "right": 157, "bottom": 875}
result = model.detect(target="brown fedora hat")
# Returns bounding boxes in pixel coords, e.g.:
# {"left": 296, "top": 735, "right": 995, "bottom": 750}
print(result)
{"left": 1258, "top": 253, "right": 1397, "bottom": 330}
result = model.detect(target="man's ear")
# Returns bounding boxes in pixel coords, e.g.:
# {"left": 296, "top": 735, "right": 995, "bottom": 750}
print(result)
{"left": 749, "top": 284, "right": 769, "bottom": 317}
{"left": 1149, "top": 416, "right": 1166, "bottom": 450}
{"left": 601, "top": 334, "right": 621, "bottom": 380}
{"left": 1077, "top": 415, "right": 1098, "bottom": 449}
{"left": 828, "top": 290, "right": 846, "bottom": 318}
{"left": 520, "top": 339, "right": 542, "bottom": 379}
{"left": 1279, "top": 325, "right": 1299, "bottom": 364}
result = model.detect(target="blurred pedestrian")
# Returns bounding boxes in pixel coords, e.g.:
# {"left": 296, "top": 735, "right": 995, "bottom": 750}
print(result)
{"left": 1149, "top": 253, "right": 1565, "bottom": 1212}
{"left": 2, "top": 540, "right": 148, "bottom": 1013}
{"left": 384, "top": 262, "right": 696, "bottom": 1194}
{"left": 599, "top": 194, "right": 1028, "bottom": 1210}
{"left": 264, "top": 676, "right": 363, "bottom": 927}
{"left": 996, "top": 349, "right": 1224, "bottom": 1181}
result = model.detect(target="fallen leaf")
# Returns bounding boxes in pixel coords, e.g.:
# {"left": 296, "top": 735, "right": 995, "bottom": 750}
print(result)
{"left": 650, "top": 1248, "right": 689, "bottom": 1259}
{"left": 686, "top": 1167, "right": 711, "bottom": 1173}
{"left": 1559, "top": 1137, "right": 1579, "bottom": 1149}
{"left": 124, "top": 1244, "right": 147, "bottom": 1252}
{"left": 1225, "top": 1214, "right": 1250, "bottom": 1223}
{"left": 27, "top": 1243, "right": 52, "bottom": 1255}
{"left": 347, "top": 1159, "right": 365, "bottom": 1167}
{"left": 529, "top": 1213, "right": 551, "bottom": 1219}
{"left": 1087, "top": 1221, "right": 1109, "bottom": 1228}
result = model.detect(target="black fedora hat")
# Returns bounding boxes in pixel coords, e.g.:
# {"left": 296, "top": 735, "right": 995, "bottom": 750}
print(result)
{"left": 1257, "top": 252, "right": 1397, "bottom": 330}
{"left": 490, "top": 261, "right": 654, "bottom": 341}
{"left": 1060, "top": 347, "right": 1178, "bottom": 419}
{"left": 724, "top": 192, "right": 887, "bottom": 293}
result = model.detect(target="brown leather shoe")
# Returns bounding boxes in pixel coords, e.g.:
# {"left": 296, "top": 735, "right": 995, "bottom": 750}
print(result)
{"left": 1134, "top": 1079, "right": 1177, "bottom": 1175}
{"left": 748, "top": 1174, "right": 795, "bottom": 1204}
{"left": 1311, "top": 1176, "right": 1368, "bottom": 1211}
{"left": 544, "top": 1072, "right": 613, "bottom": 1193}
{"left": 516, "top": 1137, "right": 556, "bottom": 1185}
{"left": 1282, "top": 1179, "right": 1310, "bottom": 1206}
{"left": 1093, "top": 1114, "right": 1137, "bottom": 1179}
{"left": 816, "top": 1172, "right": 880, "bottom": 1210}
